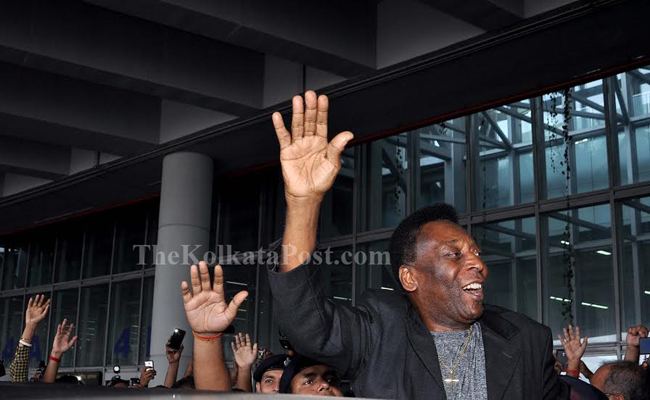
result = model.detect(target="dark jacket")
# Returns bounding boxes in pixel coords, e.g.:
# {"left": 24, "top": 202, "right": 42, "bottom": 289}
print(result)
{"left": 268, "top": 263, "right": 569, "bottom": 399}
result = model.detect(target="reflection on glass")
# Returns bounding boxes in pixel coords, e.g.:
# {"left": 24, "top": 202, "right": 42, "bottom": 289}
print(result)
{"left": 321, "top": 148, "right": 354, "bottom": 238}
{"left": 317, "top": 246, "right": 353, "bottom": 305}
{"left": 474, "top": 102, "right": 534, "bottom": 209}
{"left": 362, "top": 134, "right": 408, "bottom": 230}
{"left": 0, "top": 296, "right": 24, "bottom": 363}
{"left": 543, "top": 204, "right": 615, "bottom": 343}
{"left": 2, "top": 242, "right": 28, "bottom": 289}
{"left": 113, "top": 213, "right": 146, "bottom": 274}
{"left": 106, "top": 280, "right": 141, "bottom": 366}
{"left": 76, "top": 285, "right": 108, "bottom": 367}
{"left": 139, "top": 277, "right": 154, "bottom": 364}
{"left": 54, "top": 227, "right": 83, "bottom": 282}
{"left": 416, "top": 119, "right": 467, "bottom": 212}
{"left": 357, "top": 240, "right": 395, "bottom": 294}
{"left": 83, "top": 218, "right": 114, "bottom": 278}
{"left": 542, "top": 82, "right": 609, "bottom": 198}
{"left": 474, "top": 217, "right": 537, "bottom": 319}
{"left": 28, "top": 235, "right": 55, "bottom": 287}
{"left": 619, "top": 198, "right": 650, "bottom": 333}
{"left": 49, "top": 289, "right": 78, "bottom": 367}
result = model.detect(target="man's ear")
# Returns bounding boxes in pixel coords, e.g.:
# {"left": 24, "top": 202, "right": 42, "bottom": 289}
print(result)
{"left": 255, "top": 382, "right": 261, "bottom": 392}
{"left": 399, "top": 265, "right": 418, "bottom": 292}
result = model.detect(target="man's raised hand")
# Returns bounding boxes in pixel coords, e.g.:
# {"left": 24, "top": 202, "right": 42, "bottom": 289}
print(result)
{"left": 25, "top": 294, "right": 50, "bottom": 327}
{"left": 272, "top": 91, "right": 353, "bottom": 202}
{"left": 181, "top": 261, "right": 248, "bottom": 335}
{"left": 51, "top": 319, "right": 78, "bottom": 356}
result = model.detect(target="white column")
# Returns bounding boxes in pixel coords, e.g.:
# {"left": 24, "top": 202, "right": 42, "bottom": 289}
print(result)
{"left": 148, "top": 152, "right": 213, "bottom": 386}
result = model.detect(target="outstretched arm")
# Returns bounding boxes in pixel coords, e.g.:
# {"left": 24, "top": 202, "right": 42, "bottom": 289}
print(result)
{"left": 181, "top": 262, "right": 248, "bottom": 391}
{"left": 558, "top": 325, "right": 588, "bottom": 378}
{"left": 230, "top": 333, "right": 257, "bottom": 392}
{"left": 272, "top": 91, "right": 353, "bottom": 271}
{"left": 43, "top": 319, "right": 77, "bottom": 383}
{"left": 10, "top": 294, "right": 50, "bottom": 382}
{"left": 163, "top": 345, "right": 183, "bottom": 388}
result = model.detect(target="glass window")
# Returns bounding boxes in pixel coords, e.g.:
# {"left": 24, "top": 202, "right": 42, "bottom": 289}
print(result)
{"left": 76, "top": 284, "right": 109, "bottom": 367}
{"left": 416, "top": 119, "right": 467, "bottom": 212}
{"left": 139, "top": 277, "right": 154, "bottom": 364}
{"left": 27, "top": 234, "right": 55, "bottom": 287}
{"left": 219, "top": 177, "right": 260, "bottom": 253}
{"left": 83, "top": 218, "right": 114, "bottom": 278}
{"left": 221, "top": 264, "right": 257, "bottom": 336}
{"left": 474, "top": 217, "right": 538, "bottom": 320}
{"left": 321, "top": 148, "right": 354, "bottom": 238}
{"left": 113, "top": 212, "right": 146, "bottom": 274}
{"left": 474, "top": 102, "right": 534, "bottom": 210}
{"left": 543, "top": 204, "right": 615, "bottom": 343}
{"left": 106, "top": 280, "right": 141, "bottom": 366}
{"left": 54, "top": 226, "right": 83, "bottom": 282}
{"left": 357, "top": 240, "right": 395, "bottom": 294}
{"left": 619, "top": 198, "right": 650, "bottom": 334}
{"left": 2, "top": 241, "right": 28, "bottom": 289}
{"left": 361, "top": 134, "right": 408, "bottom": 230}
{"left": 315, "top": 246, "right": 353, "bottom": 305}
{"left": 0, "top": 296, "right": 24, "bottom": 363}
{"left": 628, "top": 66, "right": 650, "bottom": 117}
{"left": 542, "top": 83, "right": 609, "bottom": 199}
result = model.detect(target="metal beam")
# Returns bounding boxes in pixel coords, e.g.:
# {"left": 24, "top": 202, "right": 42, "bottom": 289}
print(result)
{"left": 481, "top": 111, "right": 512, "bottom": 149}
{"left": 417, "top": 0, "right": 522, "bottom": 31}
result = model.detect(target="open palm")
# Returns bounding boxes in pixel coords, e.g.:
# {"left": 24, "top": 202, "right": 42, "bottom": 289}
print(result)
{"left": 273, "top": 91, "right": 353, "bottom": 199}
{"left": 181, "top": 262, "right": 248, "bottom": 335}
{"left": 52, "top": 319, "right": 78, "bottom": 354}
{"left": 25, "top": 294, "right": 50, "bottom": 326}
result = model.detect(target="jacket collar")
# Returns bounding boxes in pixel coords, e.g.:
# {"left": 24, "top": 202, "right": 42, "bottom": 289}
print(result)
{"left": 405, "top": 304, "right": 521, "bottom": 400}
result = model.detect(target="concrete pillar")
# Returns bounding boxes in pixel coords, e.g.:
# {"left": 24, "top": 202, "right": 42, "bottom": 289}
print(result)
{"left": 149, "top": 152, "right": 213, "bottom": 386}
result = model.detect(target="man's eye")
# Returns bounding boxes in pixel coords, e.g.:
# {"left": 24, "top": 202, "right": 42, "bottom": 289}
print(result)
{"left": 304, "top": 378, "right": 314, "bottom": 385}
{"left": 445, "top": 251, "right": 461, "bottom": 258}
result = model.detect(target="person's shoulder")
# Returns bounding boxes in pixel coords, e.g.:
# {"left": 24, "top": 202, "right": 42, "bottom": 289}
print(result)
{"left": 358, "top": 288, "right": 410, "bottom": 314}
{"left": 482, "top": 304, "right": 551, "bottom": 337}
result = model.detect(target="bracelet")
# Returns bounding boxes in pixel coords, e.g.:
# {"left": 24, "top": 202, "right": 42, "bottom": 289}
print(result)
{"left": 193, "top": 332, "right": 223, "bottom": 342}
{"left": 19, "top": 339, "right": 33, "bottom": 347}
{"left": 49, "top": 355, "right": 61, "bottom": 363}
{"left": 565, "top": 368, "right": 580, "bottom": 378}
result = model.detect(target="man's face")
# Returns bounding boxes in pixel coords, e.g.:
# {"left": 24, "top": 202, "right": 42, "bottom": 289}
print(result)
{"left": 256, "top": 369, "right": 283, "bottom": 394}
{"left": 404, "top": 220, "right": 488, "bottom": 330}
{"left": 290, "top": 364, "right": 343, "bottom": 397}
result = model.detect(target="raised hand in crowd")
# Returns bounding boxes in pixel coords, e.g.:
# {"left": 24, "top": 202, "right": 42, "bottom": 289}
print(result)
{"left": 272, "top": 91, "right": 353, "bottom": 270}
{"left": 138, "top": 365, "right": 157, "bottom": 388}
{"left": 624, "top": 324, "right": 648, "bottom": 364}
{"left": 231, "top": 332, "right": 258, "bottom": 392}
{"left": 181, "top": 261, "right": 248, "bottom": 391}
{"left": 9, "top": 294, "right": 51, "bottom": 382}
{"left": 42, "top": 319, "right": 78, "bottom": 383}
{"left": 558, "top": 324, "right": 588, "bottom": 378}
{"left": 163, "top": 344, "right": 184, "bottom": 388}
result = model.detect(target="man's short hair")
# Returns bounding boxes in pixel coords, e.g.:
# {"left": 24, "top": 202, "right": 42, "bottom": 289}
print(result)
{"left": 389, "top": 203, "right": 459, "bottom": 287}
{"left": 601, "top": 361, "right": 648, "bottom": 400}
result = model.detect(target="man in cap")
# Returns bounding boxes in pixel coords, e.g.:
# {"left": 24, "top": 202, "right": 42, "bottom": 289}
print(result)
{"left": 253, "top": 354, "right": 288, "bottom": 394}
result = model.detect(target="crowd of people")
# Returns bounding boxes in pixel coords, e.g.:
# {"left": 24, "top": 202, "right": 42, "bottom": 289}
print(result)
{"left": 2, "top": 91, "right": 650, "bottom": 399}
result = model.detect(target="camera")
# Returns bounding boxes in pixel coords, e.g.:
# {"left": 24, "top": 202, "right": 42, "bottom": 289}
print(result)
{"left": 113, "top": 365, "right": 121, "bottom": 374}
{"left": 166, "top": 328, "right": 186, "bottom": 351}
{"left": 145, "top": 360, "right": 154, "bottom": 371}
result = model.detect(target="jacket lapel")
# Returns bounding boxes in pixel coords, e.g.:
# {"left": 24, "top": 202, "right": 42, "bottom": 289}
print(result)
{"left": 405, "top": 306, "right": 446, "bottom": 395}
{"left": 480, "top": 309, "right": 521, "bottom": 400}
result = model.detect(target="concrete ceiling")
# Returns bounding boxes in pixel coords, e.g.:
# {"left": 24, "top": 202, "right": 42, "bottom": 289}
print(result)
{"left": 3, "top": 0, "right": 647, "bottom": 234}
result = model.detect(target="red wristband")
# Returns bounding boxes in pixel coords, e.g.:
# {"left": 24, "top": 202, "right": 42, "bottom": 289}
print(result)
{"left": 565, "top": 368, "right": 579, "bottom": 378}
{"left": 49, "top": 355, "right": 61, "bottom": 363}
{"left": 193, "top": 332, "right": 223, "bottom": 342}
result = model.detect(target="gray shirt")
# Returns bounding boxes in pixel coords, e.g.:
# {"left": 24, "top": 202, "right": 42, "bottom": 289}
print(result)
{"left": 431, "top": 323, "right": 488, "bottom": 400}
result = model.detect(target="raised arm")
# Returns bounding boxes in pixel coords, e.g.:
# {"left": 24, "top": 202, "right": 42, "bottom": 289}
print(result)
{"left": 163, "top": 344, "right": 183, "bottom": 388}
{"left": 43, "top": 319, "right": 77, "bottom": 383}
{"left": 272, "top": 91, "right": 353, "bottom": 271}
{"left": 230, "top": 333, "right": 257, "bottom": 392}
{"left": 624, "top": 324, "right": 648, "bottom": 364}
{"left": 181, "top": 262, "right": 248, "bottom": 391}
{"left": 10, "top": 295, "right": 50, "bottom": 382}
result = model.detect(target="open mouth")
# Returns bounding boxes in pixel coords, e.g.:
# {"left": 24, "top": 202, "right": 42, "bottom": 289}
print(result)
{"left": 462, "top": 282, "right": 484, "bottom": 300}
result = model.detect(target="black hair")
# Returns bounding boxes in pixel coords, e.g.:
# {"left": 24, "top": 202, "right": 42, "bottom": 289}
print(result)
{"left": 601, "top": 361, "right": 649, "bottom": 400}
{"left": 388, "top": 203, "right": 459, "bottom": 288}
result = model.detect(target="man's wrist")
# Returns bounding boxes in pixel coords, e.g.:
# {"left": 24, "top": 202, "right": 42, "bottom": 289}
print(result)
{"left": 51, "top": 350, "right": 63, "bottom": 358}
{"left": 285, "top": 193, "right": 323, "bottom": 209}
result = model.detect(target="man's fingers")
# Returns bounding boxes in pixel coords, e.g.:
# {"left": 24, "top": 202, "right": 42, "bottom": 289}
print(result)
{"left": 181, "top": 281, "right": 192, "bottom": 304}
{"left": 304, "top": 91, "right": 317, "bottom": 137}
{"left": 252, "top": 343, "right": 258, "bottom": 354}
{"left": 230, "top": 341, "right": 237, "bottom": 352}
{"left": 190, "top": 264, "right": 201, "bottom": 295}
{"left": 272, "top": 112, "right": 291, "bottom": 150}
{"left": 235, "top": 333, "right": 241, "bottom": 347}
{"left": 213, "top": 265, "right": 226, "bottom": 302}
{"left": 326, "top": 131, "right": 354, "bottom": 165}
{"left": 199, "top": 261, "right": 211, "bottom": 292}
{"left": 27, "top": 296, "right": 34, "bottom": 310}
{"left": 291, "top": 95, "right": 304, "bottom": 140}
{"left": 225, "top": 291, "right": 248, "bottom": 321}
{"left": 69, "top": 336, "right": 78, "bottom": 348}
{"left": 316, "top": 95, "right": 328, "bottom": 138}
{"left": 245, "top": 333, "right": 251, "bottom": 347}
